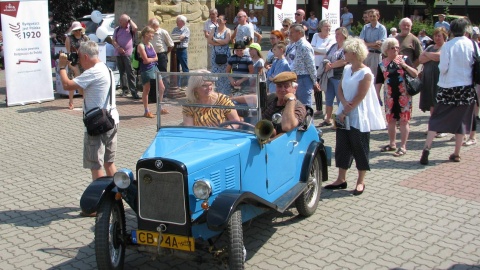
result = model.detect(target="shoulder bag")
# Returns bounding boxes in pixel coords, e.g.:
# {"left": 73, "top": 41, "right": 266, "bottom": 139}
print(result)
{"left": 472, "top": 40, "right": 480, "bottom": 85}
{"left": 402, "top": 56, "right": 422, "bottom": 96}
{"left": 213, "top": 28, "right": 228, "bottom": 65}
{"left": 83, "top": 66, "right": 115, "bottom": 136}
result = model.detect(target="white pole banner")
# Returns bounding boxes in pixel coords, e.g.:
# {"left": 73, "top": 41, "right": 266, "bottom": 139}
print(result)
{"left": 321, "top": 0, "right": 340, "bottom": 36}
{"left": 1, "top": 0, "right": 54, "bottom": 106}
{"left": 273, "top": 0, "right": 296, "bottom": 31}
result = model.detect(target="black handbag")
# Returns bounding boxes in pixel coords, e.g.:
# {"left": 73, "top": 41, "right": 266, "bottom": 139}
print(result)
{"left": 472, "top": 40, "right": 480, "bottom": 85}
{"left": 213, "top": 28, "right": 228, "bottom": 65}
{"left": 215, "top": 53, "right": 228, "bottom": 65}
{"left": 402, "top": 56, "right": 422, "bottom": 96}
{"left": 83, "top": 67, "right": 115, "bottom": 136}
{"left": 404, "top": 73, "right": 422, "bottom": 96}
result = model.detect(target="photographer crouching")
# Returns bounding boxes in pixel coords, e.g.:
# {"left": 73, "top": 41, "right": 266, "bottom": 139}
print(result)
{"left": 58, "top": 41, "right": 119, "bottom": 199}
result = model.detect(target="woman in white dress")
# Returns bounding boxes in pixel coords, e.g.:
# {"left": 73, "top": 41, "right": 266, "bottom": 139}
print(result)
{"left": 310, "top": 19, "right": 334, "bottom": 116}
{"left": 324, "top": 37, "right": 386, "bottom": 196}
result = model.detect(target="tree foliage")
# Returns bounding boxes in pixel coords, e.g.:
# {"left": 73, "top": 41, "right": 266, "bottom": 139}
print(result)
{"left": 387, "top": 0, "right": 454, "bottom": 22}
{"left": 215, "top": 0, "right": 263, "bottom": 7}
{"left": 49, "top": 0, "right": 114, "bottom": 36}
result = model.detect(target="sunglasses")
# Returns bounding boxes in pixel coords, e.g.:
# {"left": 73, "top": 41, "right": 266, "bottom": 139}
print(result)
{"left": 295, "top": 13, "right": 301, "bottom": 16}
{"left": 282, "top": 24, "right": 289, "bottom": 27}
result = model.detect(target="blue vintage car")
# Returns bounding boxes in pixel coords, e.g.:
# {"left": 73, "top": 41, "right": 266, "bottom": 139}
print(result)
{"left": 80, "top": 72, "right": 331, "bottom": 269}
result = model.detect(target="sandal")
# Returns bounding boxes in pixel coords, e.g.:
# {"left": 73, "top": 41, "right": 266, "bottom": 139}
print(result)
{"left": 449, "top": 154, "right": 461, "bottom": 162}
{"left": 68, "top": 102, "right": 74, "bottom": 110}
{"left": 317, "top": 121, "right": 332, "bottom": 127}
{"left": 435, "top": 133, "right": 447, "bottom": 138}
{"left": 380, "top": 145, "right": 397, "bottom": 152}
{"left": 393, "top": 148, "right": 407, "bottom": 157}
{"left": 161, "top": 108, "right": 169, "bottom": 115}
{"left": 463, "top": 139, "right": 477, "bottom": 146}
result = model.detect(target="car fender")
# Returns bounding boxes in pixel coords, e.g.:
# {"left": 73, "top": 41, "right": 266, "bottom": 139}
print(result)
{"left": 80, "top": 177, "right": 116, "bottom": 214}
{"left": 300, "top": 141, "right": 328, "bottom": 182}
{"left": 207, "top": 190, "right": 276, "bottom": 231}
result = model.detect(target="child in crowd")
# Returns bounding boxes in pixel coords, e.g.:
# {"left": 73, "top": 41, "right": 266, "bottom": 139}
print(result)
{"left": 266, "top": 42, "right": 291, "bottom": 93}
{"left": 226, "top": 40, "right": 254, "bottom": 95}
{"left": 248, "top": 43, "right": 266, "bottom": 82}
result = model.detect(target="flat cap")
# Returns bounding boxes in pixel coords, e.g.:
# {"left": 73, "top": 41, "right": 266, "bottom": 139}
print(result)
{"left": 272, "top": 71, "right": 297, "bottom": 83}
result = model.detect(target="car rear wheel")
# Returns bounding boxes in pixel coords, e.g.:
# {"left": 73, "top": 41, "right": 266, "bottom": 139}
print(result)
{"left": 95, "top": 196, "right": 126, "bottom": 270}
{"left": 228, "top": 209, "right": 245, "bottom": 270}
{"left": 295, "top": 155, "right": 322, "bottom": 217}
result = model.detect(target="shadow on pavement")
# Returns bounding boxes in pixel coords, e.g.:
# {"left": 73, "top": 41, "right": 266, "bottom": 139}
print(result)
{"left": 0, "top": 207, "right": 80, "bottom": 227}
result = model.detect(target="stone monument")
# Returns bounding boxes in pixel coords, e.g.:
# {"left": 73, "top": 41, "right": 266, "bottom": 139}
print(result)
{"left": 114, "top": 0, "right": 213, "bottom": 71}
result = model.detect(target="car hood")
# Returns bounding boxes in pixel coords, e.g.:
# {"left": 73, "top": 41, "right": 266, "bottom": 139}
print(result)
{"left": 141, "top": 127, "right": 255, "bottom": 173}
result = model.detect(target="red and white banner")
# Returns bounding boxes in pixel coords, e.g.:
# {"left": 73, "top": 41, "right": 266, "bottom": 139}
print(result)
{"left": 322, "top": 0, "right": 340, "bottom": 36}
{"left": 273, "top": 0, "right": 296, "bottom": 31}
{"left": 1, "top": 0, "right": 53, "bottom": 106}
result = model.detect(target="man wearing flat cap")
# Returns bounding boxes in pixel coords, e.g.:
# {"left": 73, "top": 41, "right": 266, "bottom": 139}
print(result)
{"left": 262, "top": 71, "right": 307, "bottom": 134}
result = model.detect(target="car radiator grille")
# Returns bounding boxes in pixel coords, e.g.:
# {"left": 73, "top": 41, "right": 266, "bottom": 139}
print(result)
{"left": 138, "top": 168, "right": 186, "bottom": 225}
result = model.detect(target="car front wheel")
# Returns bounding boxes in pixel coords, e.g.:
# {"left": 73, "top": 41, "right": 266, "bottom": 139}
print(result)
{"left": 228, "top": 209, "right": 245, "bottom": 270}
{"left": 95, "top": 196, "right": 126, "bottom": 270}
{"left": 295, "top": 155, "right": 322, "bottom": 217}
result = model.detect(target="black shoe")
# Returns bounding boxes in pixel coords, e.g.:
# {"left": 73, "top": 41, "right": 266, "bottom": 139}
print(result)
{"left": 420, "top": 149, "right": 430, "bottom": 165}
{"left": 132, "top": 93, "right": 141, "bottom": 99}
{"left": 353, "top": 184, "right": 365, "bottom": 196}
{"left": 324, "top": 182, "right": 347, "bottom": 190}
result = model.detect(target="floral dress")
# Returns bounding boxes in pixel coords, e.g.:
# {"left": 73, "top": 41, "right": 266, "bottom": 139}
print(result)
{"left": 376, "top": 55, "right": 413, "bottom": 122}
{"left": 211, "top": 28, "right": 231, "bottom": 94}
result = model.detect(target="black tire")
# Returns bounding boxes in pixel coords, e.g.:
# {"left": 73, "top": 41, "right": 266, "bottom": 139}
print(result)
{"left": 95, "top": 196, "right": 126, "bottom": 270}
{"left": 295, "top": 155, "right": 322, "bottom": 217}
{"left": 228, "top": 209, "right": 245, "bottom": 270}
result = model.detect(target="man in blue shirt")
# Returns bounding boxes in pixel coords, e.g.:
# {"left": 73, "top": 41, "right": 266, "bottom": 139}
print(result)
{"left": 434, "top": 14, "right": 450, "bottom": 31}
{"left": 359, "top": 9, "right": 387, "bottom": 100}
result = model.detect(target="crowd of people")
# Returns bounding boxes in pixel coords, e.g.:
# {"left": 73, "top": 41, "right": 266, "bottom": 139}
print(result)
{"left": 57, "top": 8, "right": 480, "bottom": 199}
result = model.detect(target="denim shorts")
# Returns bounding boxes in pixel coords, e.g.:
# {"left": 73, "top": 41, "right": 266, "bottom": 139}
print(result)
{"left": 141, "top": 66, "right": 159, "bottom": 85}
{"left": 326, "top": 78, "right": 340, "bottom": 106}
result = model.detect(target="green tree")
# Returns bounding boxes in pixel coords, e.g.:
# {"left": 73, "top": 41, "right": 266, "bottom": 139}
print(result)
{"left": 387, "top": 0, "right": 453, "bottom": 21}
{"left": 49, "top": 0, "right": 114, "bottom": 38}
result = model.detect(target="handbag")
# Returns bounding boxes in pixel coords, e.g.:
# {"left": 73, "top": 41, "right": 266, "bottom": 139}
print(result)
{"left": 213, "top": 28, "right": 228, "bottom": 65}
{"left": 472, "top": 40, "right": 480, "bottom": 85}
{"left": 215, "top": 53, "right": 228, "bottom": 65}
{"left": 404, "top": 73, "right": 422, "bottom": 96}
{"left": 402, "top": 56, "right": 421, "bottom": 96}
{"left": 83, "top": 67, "right": 115, "bottom": 136}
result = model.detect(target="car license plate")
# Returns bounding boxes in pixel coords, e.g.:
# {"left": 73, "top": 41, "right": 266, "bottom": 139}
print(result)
{"left": 131, "top": 230, "right": 195, "bottom": 252}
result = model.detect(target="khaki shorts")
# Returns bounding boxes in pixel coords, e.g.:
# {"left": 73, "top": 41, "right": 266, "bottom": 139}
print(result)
{"left": 83, "top": 125, "right": 118, "bottom": 170}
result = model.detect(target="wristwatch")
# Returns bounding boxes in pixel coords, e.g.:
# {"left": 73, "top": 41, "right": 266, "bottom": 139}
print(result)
{"left": 286, "top": 96, "right": 296, "bottom": 102}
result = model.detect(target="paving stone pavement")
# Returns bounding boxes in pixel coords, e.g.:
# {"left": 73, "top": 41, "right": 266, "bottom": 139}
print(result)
{"left": 1, "top": 68, "right": 480, "bottom": 270}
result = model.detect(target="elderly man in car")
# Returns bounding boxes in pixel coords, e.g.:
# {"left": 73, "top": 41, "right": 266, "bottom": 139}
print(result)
{"left": 262, "top": 71, "right": 307, "bottom": 134}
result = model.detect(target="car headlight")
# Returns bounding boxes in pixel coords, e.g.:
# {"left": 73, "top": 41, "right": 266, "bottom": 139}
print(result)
{"left": 113, "top": 169, "right": 133, "bottom": 189}
{"left": 193, "top": 180, "right": 212, "bottom": 200}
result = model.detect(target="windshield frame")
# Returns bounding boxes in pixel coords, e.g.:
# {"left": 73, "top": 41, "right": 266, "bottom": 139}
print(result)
{"left": 155, "top": 72, "right": 262, "bottom": 132}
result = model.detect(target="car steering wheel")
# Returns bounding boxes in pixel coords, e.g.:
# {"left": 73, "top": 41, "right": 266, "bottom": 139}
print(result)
{"left": 219, "top": 121, "right": 256, "bottom": 131}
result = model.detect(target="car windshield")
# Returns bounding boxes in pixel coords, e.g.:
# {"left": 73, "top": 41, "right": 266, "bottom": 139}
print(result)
{"left": 155, "top": 72, "right": 262, "bottom": 132}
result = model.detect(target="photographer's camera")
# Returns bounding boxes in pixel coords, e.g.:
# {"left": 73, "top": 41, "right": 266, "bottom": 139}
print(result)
{"left": 54, "top": 52, "right": 79, "bottom": 66}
